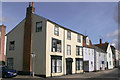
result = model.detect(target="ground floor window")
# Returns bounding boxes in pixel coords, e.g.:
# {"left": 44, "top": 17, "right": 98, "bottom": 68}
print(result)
{"left": 76, "top": 58, "right": 83, "bottom": 70}
{"left": 51, "top": 56, "right": 62, "bottom": 73}
{"left": 7, "top": 58, "right": 13, "bottom": 69}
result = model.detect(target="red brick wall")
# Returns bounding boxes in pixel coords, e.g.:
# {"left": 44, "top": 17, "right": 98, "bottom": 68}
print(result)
{"left": 0, "top": 25, "right": 6, "bottom": 61}
{"left": 23, "top": 5, "right": 35, "bottom": 72}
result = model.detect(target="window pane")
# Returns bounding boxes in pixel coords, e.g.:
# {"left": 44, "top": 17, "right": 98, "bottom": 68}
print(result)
{"left": 52, "top": 59, "right": 55, "bottom": 73}
{"left": 54, "top": 26, "right": 59, "bottom": 36}
{"left": 36, "top": 22, "right": 42, "bottom": 32}
{"left": 67, "top": 31, "right": 71, "bottom": 40}
{"left": 57, "top": 60, "right": 62, "bottom": 72}
{"left": 7, "top": 58, "right": 13, "bottom": 69}
{"left": 67, "top": 45, "right": 71, "bottom": 55}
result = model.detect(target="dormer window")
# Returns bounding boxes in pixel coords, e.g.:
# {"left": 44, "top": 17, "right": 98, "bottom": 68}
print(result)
{"left": 86, "top": 38, "right": 89, "bottom": 45}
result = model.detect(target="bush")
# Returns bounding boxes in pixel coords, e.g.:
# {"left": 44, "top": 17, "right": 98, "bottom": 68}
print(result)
{"left": 0, "top": 61, "right": 5, "bottom": 66}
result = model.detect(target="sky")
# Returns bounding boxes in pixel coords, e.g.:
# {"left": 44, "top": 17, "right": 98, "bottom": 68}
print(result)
{"left": 1, "top": 2, "right": 118, "bottom": 48}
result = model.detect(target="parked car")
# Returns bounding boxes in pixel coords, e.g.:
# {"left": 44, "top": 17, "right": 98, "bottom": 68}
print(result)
{"left": 0, "top": 66, "right": 17, "bottom": 78}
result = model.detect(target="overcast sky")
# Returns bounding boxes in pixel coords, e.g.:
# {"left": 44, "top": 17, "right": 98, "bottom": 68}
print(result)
{"left": 2, "top": 2, "right": 118, "bottom": 48}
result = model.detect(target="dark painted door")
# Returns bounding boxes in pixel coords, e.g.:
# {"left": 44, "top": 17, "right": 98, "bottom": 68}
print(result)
{"left": 66, "top": 61, "right": 72, "bottom": 75}
{"left": 107, "top": 62, "right": 108, "bottom": 69}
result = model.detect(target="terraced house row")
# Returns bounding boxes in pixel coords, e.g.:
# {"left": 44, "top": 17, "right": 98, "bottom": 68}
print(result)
{"left": 0, "top": 2, "right": 119, "bottom": 78}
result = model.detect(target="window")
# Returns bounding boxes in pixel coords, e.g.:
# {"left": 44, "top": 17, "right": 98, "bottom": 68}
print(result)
{"left": 91, "top": 61, "right": 93, "bottom": 67}
{"left": 92, "top": 50, "right": 94, "bottom": 55}
{"left": 51, "top": 56, "right": 62, "bottom": 73}
{"left": 54, "top": 26, "right": 59, "bottom": 36}
{"left": 77, "top": 35, "right": 81, "bottom": 43}
{"left": 9, "top": 41, "right": 15, "bottom": 51}
{"left": 89, "top": 49, "right": 90, "bottom": 55}
{"left": 99, "top": 53, "right": 101, "bottom": 57}
{"left": 86, "top": 38, "right": 89, "bottom": 45}
{"left": 109, "top": 53, "right": 111, "bottom": 58}
{"left": 76, "top": 59, "right": 83, "bottom": 70}
{"left": 36, "top": 22, "right": 42, "bottom": 32}
{"left": 76, "top": 46, "right": 82, "bottom": 56}
{"left": 67, "top": 45, "right": 71, "bottom": 55}
{"left": 67, "top": 31, "right": 71, "bottom": 40}
{"left": 52, "top": 38, "right": 61, "bottom": 52}
{"left": 109, "top": 61, "right": 111, "bottom": 65}
{"left": 7, "top": 58, "right": 13, "bottom": 69}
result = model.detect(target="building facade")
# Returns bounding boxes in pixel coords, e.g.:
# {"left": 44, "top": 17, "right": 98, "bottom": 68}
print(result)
{"left": 83, "top": 36, "right": 94, "bottom": 72}
{"left": 115, "top": 49, "right": 119, "bottom": 68}
{"left": 0, "top": 25, "right": 6, "bottom": 63}
{"left": 6, "top": 2, "right": 85, "bottom": 77}
{"left": 94, "top": 39, "right": 113, "bottom": 69}
{"left": 94, "top": 46, "right": 107, "bottom": 71}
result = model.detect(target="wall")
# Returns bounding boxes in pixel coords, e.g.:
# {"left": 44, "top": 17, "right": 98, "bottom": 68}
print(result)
{"left": 46, "top": 21, "right": 83, "bottom": 77}
{"left": 106, "top": 44, "right": 113, "bottom": 69}
{"left": 6, "top": 19, "right": 25, "bottom": 71}
{"left": 32, "top": 14, "right": 47, "bottom": 76}
{"left": 83, "top": 47, "right": 94, "bottom": 71}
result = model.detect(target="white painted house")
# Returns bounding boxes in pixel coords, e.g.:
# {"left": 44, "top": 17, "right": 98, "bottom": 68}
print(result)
{"left": 83, "top": 36, "right": 94, "bottom": 72}
{"left": 94, "top": 39, "right": 113, "bottom": 69}
{"left": 94, "top": 45, "right": 107, "bottom": 71}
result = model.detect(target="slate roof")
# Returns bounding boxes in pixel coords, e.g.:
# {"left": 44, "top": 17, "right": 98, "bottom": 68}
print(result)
{"left": 94, "top": 42, "right": 109, "bottom": 52}
{"left": 93, "top": 46, "right": 106, "bottom": 53}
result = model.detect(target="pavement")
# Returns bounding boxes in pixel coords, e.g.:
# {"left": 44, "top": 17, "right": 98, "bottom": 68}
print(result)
{"left": 1, "top": 68, "right": 120, "bottom": 80}
{"left": 57, "top": 68, "right": 118, "bottom": 78}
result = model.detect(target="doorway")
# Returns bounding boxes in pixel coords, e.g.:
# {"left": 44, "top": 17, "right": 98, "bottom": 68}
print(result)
{"left": 66, "top": 58, "right": 73, "bottom": 75}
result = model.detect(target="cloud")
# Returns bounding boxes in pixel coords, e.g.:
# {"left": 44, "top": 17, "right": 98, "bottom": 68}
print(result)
{"left": 106, "top": 29, "right": 118, "bottom": 38}
{"left": 106, "top": 30, "right": 118, "bottom": 49}
{"left": 0, "top": 17, "right": 8, "bottom": 24}
{"left": 111, "top": 38, "right": 118, "bottom": 49}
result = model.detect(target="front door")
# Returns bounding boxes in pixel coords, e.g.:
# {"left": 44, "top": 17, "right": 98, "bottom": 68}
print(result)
{"left": 66, "top": 58, "right": 73, "bottom": 75}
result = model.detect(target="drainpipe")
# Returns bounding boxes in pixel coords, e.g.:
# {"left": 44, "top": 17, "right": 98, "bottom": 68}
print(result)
{"left": 63, "top": 29, "right": 65, "bottom": 75}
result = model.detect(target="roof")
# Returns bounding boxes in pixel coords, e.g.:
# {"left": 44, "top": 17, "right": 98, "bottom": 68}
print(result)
{"left": 94, "top": 42, "right": 109, "bottom": 52}
{"left": 111, "top": 45, "right": 115, "bottom": 55}
{"left": 93, "top": 46, "right": 106, "bottom": 53}
{"left": 6, "top": 13, "right": 84, "bottom": 36}
{"left": 34, "top": 14, "right": 85, "bottom": 36}
{"left": 83, "top": 36, "right": 94, "bottom": 48}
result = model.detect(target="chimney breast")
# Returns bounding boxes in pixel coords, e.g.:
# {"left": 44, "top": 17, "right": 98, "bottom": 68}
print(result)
{"left": 100, "top": 38, "right": 102, "bottom": 44}
{"left": 32, "top": 2, "right": 34, "bottom": 7}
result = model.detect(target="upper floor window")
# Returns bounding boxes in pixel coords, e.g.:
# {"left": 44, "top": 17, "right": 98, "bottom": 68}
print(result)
{"left": 54, "top": 26, "right": 59, "bottom": 36}
{"left": 52, "top": 38, "right": 61, "bottom": 52}
{"left": 77, "top": 35, "right": 81, "bottom": 43}
{"left": 36, "top": 22, "right": 42, "bottom": 32}
{"left": 9, "top": 41, "right": 15, "bottom": 51}
{"left": 67, "top": 31, "right": 71, "bottom": 40}
{"left": 76, "top": 46, "right": 82, "bottom": 56}
{"left": 88, "top": 49, "right": 90, "bottom": 55}
{"left": 67, "top": 45, "right": 71, "bottom": 55}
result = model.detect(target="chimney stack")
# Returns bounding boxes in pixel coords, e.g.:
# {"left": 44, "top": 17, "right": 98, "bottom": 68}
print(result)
{"left": 32, "top": 2, "right": 34, "bottom": 7}
{"left": 100, "top": 38, "right": 102, "bottom": 44}
{"left": 23, "top": 2, "right": 35, "bottom": 72}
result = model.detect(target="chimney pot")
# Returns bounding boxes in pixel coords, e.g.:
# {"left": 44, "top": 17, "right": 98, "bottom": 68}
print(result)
{"left": 32, "top": 2, "right": 34, "bottom": 7}
{"left": 29, "top": 2, "right": 31, "bottom": 7}
{"left": 100, "top": 38, "right": 102, "bottom": 44}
